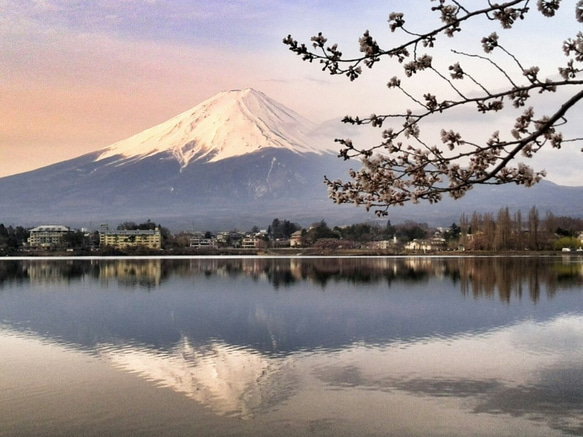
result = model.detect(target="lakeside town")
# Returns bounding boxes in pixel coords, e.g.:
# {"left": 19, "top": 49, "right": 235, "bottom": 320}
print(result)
{"left": 2, "top": 207, "right": 583, "bottom": 256}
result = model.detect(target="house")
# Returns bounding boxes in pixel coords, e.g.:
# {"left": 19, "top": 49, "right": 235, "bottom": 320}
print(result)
{"left": 99, "top": 226, "right": 162, "bottom": 250}
{"left": 216, "top": 232, "right": 231, "bottom": 245}
{"left": 28, "top": 225, "right": 70, "bottom": 248}
{"left": 190, "top": 233, "right": 217, "bottom": 249}
{"left": 241, "top": 235, "right": 260, "bottom": 249}
{"left": 290, "top": 230, "right": 303, "bottom": 247}
{"left": 429, "top": 236, "right": 447, "bottom": 250}
{"left": 404, "top": 239, "right": 434, "bottom": 252}
{"left": 366, "top": 239, "right": 395, "bottom": 250}
{"left": 404, "top": 236, "right": 447, "bottom": 253}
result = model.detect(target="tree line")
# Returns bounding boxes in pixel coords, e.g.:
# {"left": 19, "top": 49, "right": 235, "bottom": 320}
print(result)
{"left": 0, "top": 224, "right": 29, "bottom": 253}
{"left": 1, "top": 210, "right": 582, "bottom": 253}
{"left": 458, "top": 207, "right": 583, "bottom": 251}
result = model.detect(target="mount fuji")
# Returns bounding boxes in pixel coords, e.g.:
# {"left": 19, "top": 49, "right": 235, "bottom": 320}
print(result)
{"left": 0, "top": 89, "right": 364, "bottom": 229}
{"left": 1, "top": 88, "right": 581, "bottom": 230}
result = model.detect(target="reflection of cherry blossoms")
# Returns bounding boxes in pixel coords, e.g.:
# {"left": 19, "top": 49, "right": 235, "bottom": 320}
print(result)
{"left": 98, "top": 336, "right": 297, "bottom": 418}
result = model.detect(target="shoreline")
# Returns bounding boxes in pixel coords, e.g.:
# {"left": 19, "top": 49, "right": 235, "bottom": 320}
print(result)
{"left": 1, "top": 248, "right": 580, "bottom": 260}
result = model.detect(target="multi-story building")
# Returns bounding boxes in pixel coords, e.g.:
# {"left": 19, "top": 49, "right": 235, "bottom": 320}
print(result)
{"left": 241, "top": 235, "right": 259, "bottom": 249}
{"left": 190, "top": 234, "right": 217, "bottom": 248}
{"left": 99, "top": 226, "right": 162, "bottom": 250}
{"left": 28, "top": 225, "right": 70, "bottom": 248}
{"left": 241, "top": 232, "right": 269, "bottom": 249}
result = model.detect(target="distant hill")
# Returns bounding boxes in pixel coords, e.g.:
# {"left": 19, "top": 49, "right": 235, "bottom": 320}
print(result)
{"left": 0, "top": 88, "right": 581, "bottom": 230}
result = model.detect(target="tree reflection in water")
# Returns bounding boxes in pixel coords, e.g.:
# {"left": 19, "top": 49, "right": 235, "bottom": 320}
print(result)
{"left": 1, "top": 257, "right": 581, "bottom": 302}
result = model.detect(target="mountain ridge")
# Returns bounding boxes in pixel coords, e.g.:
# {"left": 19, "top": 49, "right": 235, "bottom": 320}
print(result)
{"left": 0, "top": 88, "right": 581, "bottom": 230}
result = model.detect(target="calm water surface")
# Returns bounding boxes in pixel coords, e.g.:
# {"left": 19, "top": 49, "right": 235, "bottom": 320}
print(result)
{"left": 0, "top": 256, "right": 582, "bottom": 436}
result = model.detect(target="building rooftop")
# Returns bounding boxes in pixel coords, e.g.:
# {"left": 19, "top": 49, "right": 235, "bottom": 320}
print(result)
{"left": 30, "top": 225, "right": 70, "bottom": 232}
{"left": 101, "top": 229, "right": 159, "bottom": 236}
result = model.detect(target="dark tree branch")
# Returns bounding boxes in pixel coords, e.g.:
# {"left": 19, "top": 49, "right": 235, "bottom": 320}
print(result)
{"left": 286, "top": 0, "right": 583, "bottom": 215}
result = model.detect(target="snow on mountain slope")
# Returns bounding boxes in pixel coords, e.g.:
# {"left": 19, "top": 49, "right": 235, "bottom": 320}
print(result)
{"left": 96, "top": 88, "right": 333, "bottom": 169}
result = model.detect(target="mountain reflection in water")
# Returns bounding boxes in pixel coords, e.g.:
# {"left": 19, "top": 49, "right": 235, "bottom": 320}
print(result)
{"left": 0, "top": 256, "right": 582, "bottom": 436}
{"left": 98, "top": 337, "right": 297, "bottom": 418}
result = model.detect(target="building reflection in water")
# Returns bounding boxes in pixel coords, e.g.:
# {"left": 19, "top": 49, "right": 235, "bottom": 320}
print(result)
{"left": 1, "top": 257, "right": 582, "bottom": 302}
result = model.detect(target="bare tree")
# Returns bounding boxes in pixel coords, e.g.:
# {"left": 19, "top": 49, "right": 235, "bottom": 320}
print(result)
{"left": 494, "top": 206, "right": 512, "bottom": 250}
{"left": 284, "top": 0, "right": 583, "bottom": 215}
{"left": 528, "top": 206, "right": 541, "bottom": 249}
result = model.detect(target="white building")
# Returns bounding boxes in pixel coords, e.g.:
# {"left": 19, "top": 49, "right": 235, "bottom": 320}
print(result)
{"left": 28, "top": 225, "right": 70, "bottom": 248}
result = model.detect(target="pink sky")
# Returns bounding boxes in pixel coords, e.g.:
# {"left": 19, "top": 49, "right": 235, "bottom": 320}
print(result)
{"left": 1, "top": 1, "right": 581, "bottom": 185}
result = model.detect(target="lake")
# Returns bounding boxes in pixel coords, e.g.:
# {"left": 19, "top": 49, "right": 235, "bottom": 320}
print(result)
{"left": 1, "top": 256, "right": 582, "bottom": 436}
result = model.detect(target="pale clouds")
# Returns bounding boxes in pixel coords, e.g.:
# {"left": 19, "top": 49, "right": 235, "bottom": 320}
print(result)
{"left": 3, "top": 0, "right": 321, "bottom": 45}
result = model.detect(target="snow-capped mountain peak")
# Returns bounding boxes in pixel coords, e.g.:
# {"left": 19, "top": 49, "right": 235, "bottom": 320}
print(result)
{"left": 96, "top": 88, "right": 332, "bottom": 168}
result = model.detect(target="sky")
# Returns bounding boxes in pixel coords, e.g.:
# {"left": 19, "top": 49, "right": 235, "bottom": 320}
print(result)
{"left": 1, "top": 0, "right": 581, "bottom": 185}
